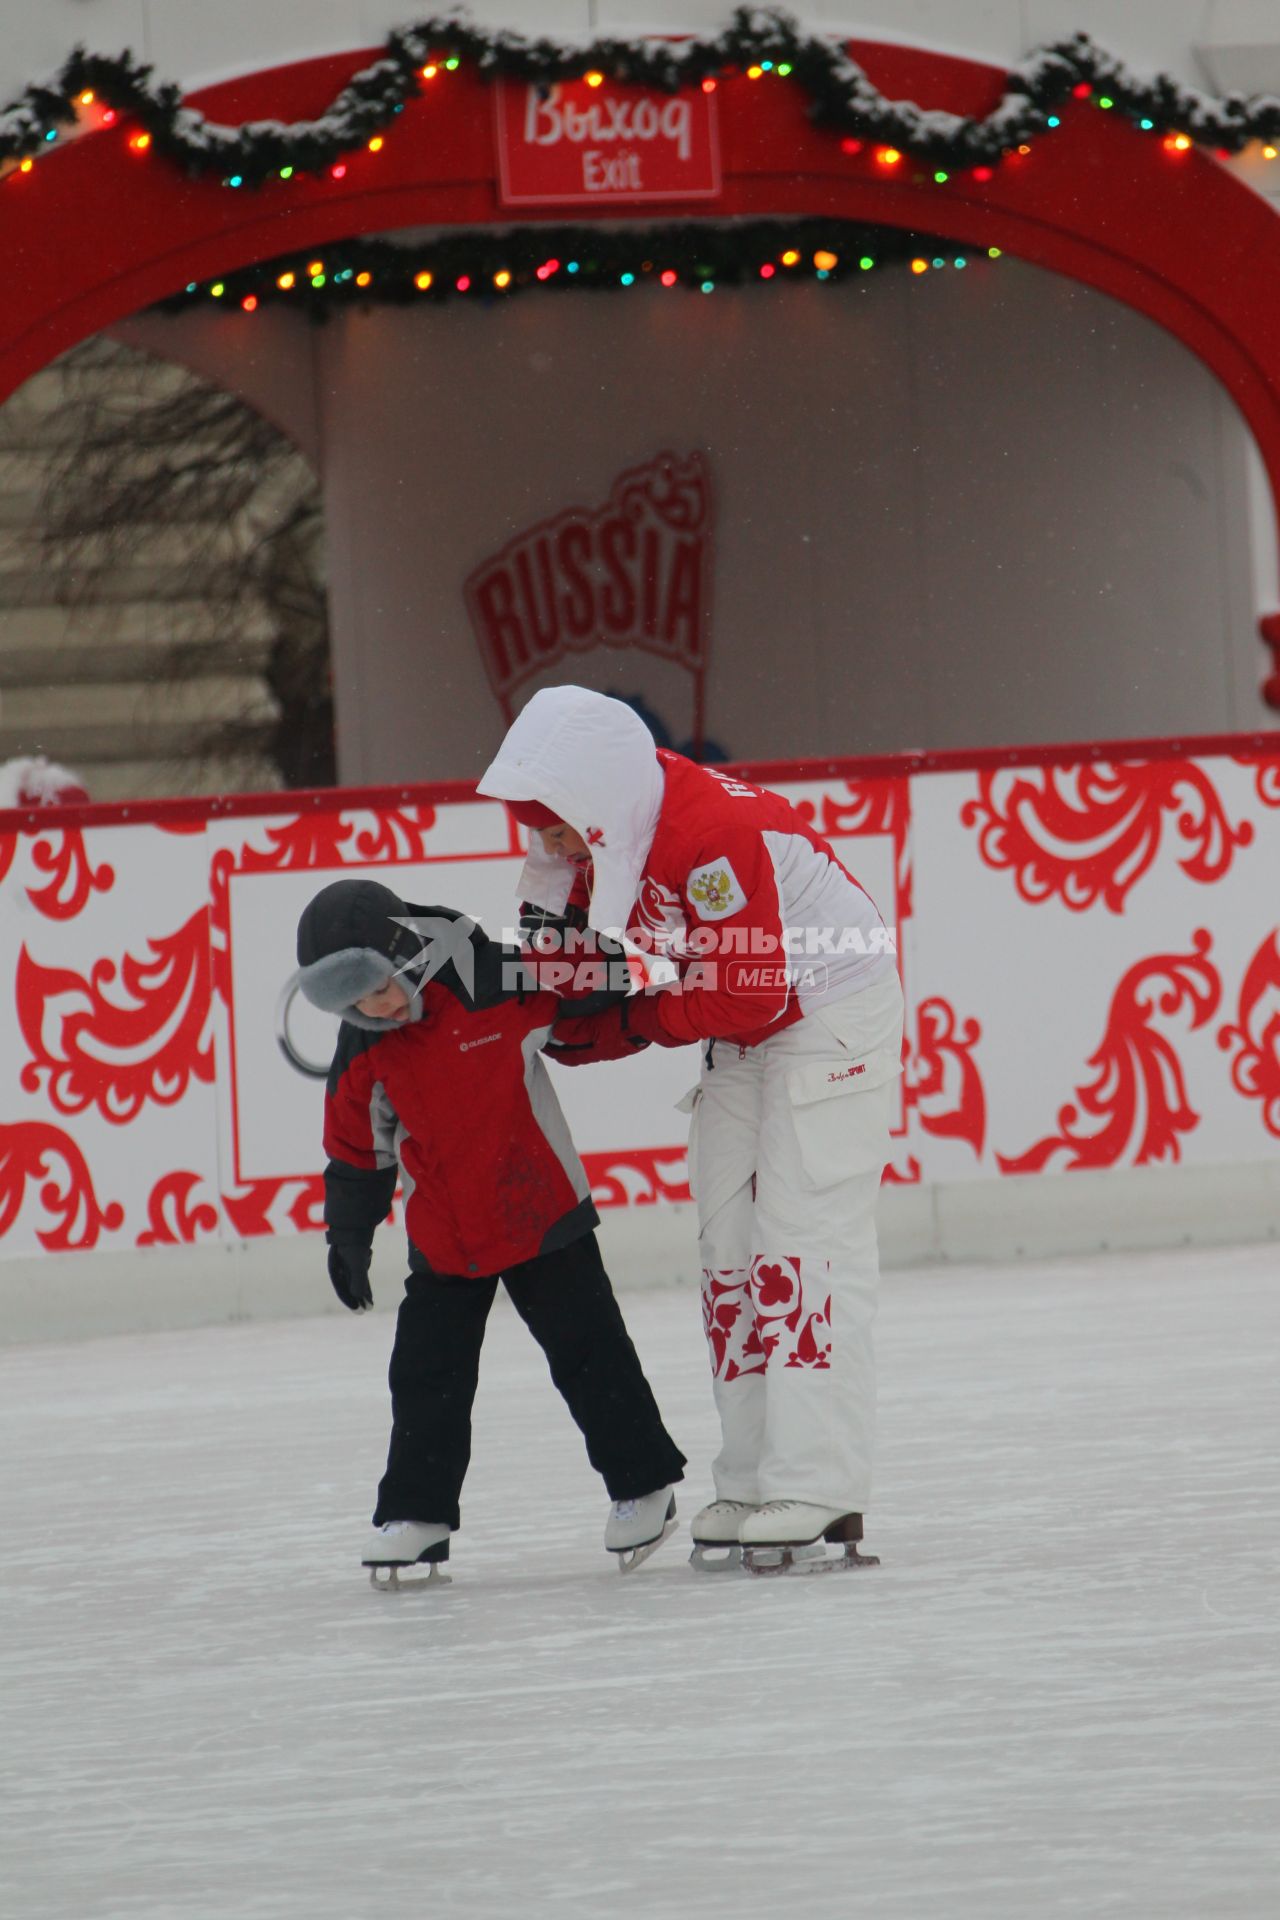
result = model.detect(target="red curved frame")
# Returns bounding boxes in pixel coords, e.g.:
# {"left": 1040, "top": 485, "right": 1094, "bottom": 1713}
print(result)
{"left": 5, "top": 36, "right": 1280, "bottom": 702}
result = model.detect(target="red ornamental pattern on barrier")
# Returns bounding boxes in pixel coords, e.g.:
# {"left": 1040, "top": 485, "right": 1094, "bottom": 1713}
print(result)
{"left": 17, "top": 907, "right": 215, "bottom": 1123}
{"left": 1231, "top": 749, "right": 1280, "bottom": 810}
{"left": 0, "top": 824, "right": 115, "bottom": 918}
{"left": 998, "top": 931, "right": 1222, "bottom": 1173}
{"left": 0, "top": 1122, "right": 124, "bottom": 1250}
{"left": 222, "top": 1175, "right": 326, "bottom": 1239}
{"left": 208, "top": 805, "right": 438, "bottom": 1001}
{"left": 906, "top": 994, "right": 986, "bottom": 1158}
{"left": 960, "top": 760, "right": 1253, "bottom": 913}
{"left": 582, "top": 1148, "right": 691, "bottom": 1206}
{"left": 701, "top": 1255, "right": 832, "bottom": 1380}
{"left": 137, "top": 1169, "right": 221, "bottom": 1247}
{"left": 25, "top": 826, "right": 116, "bottom": 920}
{"left": 1217, "top": 930, "right": 1280, "bottom": 1139}
{"left": 818, "top": 776, "right": 913, "bottom": 922}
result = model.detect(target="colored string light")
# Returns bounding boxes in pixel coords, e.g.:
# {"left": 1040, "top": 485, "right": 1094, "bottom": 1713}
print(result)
{"left": 164, "top": 221, "right": 1004, "bottom": 316}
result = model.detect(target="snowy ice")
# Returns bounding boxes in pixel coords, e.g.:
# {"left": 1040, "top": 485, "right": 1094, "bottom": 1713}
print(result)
{"left": 2, "top": 1241, "right": 1278, "bottom": 1918}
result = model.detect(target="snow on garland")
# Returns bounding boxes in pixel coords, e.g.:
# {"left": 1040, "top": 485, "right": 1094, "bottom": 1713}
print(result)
{"left": 3, "top": 7, "right": 1280, "bottom": 187}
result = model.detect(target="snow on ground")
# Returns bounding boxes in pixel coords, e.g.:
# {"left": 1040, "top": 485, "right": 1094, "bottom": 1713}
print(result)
{"left": 2, "top": 1240, "right": 1278, "bottom": 1920}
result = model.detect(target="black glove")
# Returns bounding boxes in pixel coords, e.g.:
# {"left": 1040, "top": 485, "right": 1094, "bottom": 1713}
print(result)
{"left": 327, "top": 1241, "right": 373, "bottom": 1312}
{"left": 519, "top": 900, "right": 632, "bottom": 1015}
{"left": 519, "top": 899, "right": 589, "bottom": 940}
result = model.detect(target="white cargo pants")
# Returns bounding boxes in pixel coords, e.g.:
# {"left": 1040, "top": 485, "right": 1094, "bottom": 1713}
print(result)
{"left": 687, "top": 970, "right": 905, "bottom": 1510}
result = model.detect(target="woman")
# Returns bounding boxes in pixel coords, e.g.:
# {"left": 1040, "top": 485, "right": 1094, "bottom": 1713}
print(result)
{"left": 478, "top": 685, "right": 903, "bottom": 1572}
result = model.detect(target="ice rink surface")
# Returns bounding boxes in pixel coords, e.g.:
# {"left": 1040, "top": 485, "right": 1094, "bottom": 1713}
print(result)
{"left": 3, "top": 1240, "right": 1278, "bottom": 1920}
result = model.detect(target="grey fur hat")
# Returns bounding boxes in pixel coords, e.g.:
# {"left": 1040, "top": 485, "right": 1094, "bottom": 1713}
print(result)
{"left": 295, "top": 879, "right": 424, "bottom": 1027}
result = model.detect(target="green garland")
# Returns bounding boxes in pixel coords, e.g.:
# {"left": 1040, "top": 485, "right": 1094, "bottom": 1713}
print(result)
{"left": 157, "top": 220, "right": 994, "bottom": 314}
{"left": 4, "top": 8, "right": 1280, "bottom": 189}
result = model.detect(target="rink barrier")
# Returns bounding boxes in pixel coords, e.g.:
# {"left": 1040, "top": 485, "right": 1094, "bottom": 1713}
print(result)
{"left": 2, "top": 729, "right": 1279, "bottom": 1340}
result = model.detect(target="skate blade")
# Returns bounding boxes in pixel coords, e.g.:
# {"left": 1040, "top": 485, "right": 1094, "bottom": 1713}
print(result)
{"left": 611, "top": 1514, "right": 678, "bottom": 1575}
{"left": 366, "top": 1562, "right": 452, "bottom": 1591}
{"left": 689, "top": 1542, "right": 744, "bottom": 1575}
{"left": 743, "top": 1544, "right": 879, "bottom": 1578}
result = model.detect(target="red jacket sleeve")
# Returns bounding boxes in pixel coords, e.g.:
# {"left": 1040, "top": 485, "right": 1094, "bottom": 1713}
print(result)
{"left": 647, "top": 828, "right": 792, "bottom": 1044}
{"left": 322, "top": 1034, "right": 399, "bottom": 1244}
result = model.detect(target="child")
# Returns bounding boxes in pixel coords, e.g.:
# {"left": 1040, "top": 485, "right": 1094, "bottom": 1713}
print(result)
{"left": 294, "top": 877, "right": 685, "bottom": 1581}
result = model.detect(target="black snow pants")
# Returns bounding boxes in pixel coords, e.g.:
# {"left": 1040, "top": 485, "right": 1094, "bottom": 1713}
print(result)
{"left": 373, "top": 1229, "right": 686, "bottom": 1529}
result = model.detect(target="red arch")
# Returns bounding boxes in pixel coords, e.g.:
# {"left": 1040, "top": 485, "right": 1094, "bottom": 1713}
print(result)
{"left": 6, "top": 35, "right": 1280, "bottom": 702}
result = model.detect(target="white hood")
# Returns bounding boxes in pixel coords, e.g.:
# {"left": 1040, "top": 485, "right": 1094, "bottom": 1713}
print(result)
{"left": 476, "top": 686, "right": 664, "bottom": 935}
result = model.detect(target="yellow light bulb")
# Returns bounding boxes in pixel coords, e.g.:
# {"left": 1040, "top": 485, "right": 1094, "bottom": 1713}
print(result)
{"left": 307, "top": 260, "right": 323, "bottom": 277}
{"left": 415, "top": 270, "right": 433, "bottom": 290}
{"left": 585, "top": 71, "right": 604, "bottom": 88}
{"left": 368, "top": 136, "right": 384, "bottom": 152}
{"left": 911, "top": 258, "right": 928, "bottom": 274}
{"left": 494, "top": 270, "right": 512, "bottom": 288}
{"left": 78, "top": 90, "right": 95, "bottom": 106}
{"left": 277, "top": 272, "right": 296, "bottom": 290}
{"left": 781, "top": 249, "right": 800, "bottom": 266}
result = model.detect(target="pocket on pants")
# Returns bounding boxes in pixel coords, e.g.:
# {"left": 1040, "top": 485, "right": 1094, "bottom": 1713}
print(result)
{"left": 786, "top": 1046, "right": 900, "bottom": 1188}
{"left": 679, "top": 1084, "right": 702, "bottom": 1201}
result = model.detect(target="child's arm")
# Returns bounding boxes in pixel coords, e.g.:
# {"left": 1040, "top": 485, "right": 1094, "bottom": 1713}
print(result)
{"left": 543, "top": 999, "right": 655, "bottom": 1066}
{"left": 322, "top": 1034, "right": 399, "bottom": 1310}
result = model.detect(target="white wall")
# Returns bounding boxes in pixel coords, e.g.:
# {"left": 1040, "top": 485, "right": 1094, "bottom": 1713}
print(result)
{"left": 123, "top": 249, "right": 1265, "bottom": 782}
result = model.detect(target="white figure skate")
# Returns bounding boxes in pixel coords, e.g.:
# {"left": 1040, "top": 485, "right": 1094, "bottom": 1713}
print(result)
{"left": 605, "top": 1488, "right": 678, "bottom": 1573}
{"left": 738, "top": 1502, "right": 879, "bottom": 1577}
{"left": 688, "top": 1500, "right": 758, "bottom": 1574}
{"left": 363, "top": 1519, "right": 452, "bottom": 1590}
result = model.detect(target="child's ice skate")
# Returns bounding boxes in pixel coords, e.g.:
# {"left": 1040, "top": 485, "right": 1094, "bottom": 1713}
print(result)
{"left": 688, "top": 1499, "right": 758, "bottom": 1574}
{"left": 363, "top": 1519, "right": 452, "bottom": 1590}
{"left": 738, "top": 1502, "right": 879, "bottom": 1577}
{"left": 605, "top": 1487, "right": 677, "bottom": 1573}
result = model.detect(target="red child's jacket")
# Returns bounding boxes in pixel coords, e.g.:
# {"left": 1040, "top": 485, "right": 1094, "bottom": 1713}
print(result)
{"left": 324, "top": 961, "right": 597, "bottom": 1280}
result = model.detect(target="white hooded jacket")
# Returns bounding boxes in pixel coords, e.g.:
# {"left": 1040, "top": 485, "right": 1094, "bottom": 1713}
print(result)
{"left": 476, "top": 686, "right": 665, "bottom": 936}
{"left": 478, "top": 686, "right": 894, "bottom": 1048}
